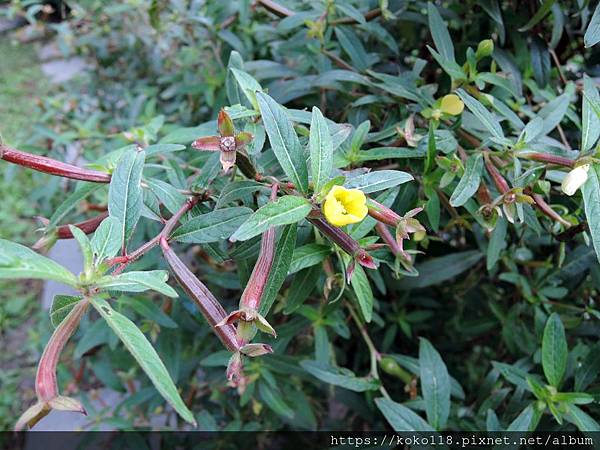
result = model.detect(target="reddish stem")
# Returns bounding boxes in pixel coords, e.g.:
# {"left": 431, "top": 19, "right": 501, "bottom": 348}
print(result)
{"left": 0, "top": 145, "right": 111, "bottom": 183}
{"left": 367, "top": 199, "right": 401, "bottom": 227}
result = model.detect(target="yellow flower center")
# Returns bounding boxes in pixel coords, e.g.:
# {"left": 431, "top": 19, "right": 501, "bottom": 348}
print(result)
{"left": 323, "top": 185, "right": 368, "bottom": 227}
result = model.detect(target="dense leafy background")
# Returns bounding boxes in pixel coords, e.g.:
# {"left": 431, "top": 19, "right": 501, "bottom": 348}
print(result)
{"left": 1, "top": 0, "right": 600, "bottom": 432}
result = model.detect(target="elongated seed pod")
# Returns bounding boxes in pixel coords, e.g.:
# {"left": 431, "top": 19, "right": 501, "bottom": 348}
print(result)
{"left": 160, "top": 238, "right": 240, "bottom": 351}
{"left": 0, "top": 145, "right": 111, "bottom": 183}
{"left": 36, "top": 299, "right": 89, "bottom": 402}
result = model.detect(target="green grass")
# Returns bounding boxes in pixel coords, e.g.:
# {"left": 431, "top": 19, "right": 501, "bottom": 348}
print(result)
{"left": 0, "top": 38, "right": 49, "bottom": 144}
{"left": 0, "top": 37, "right": 51, "bottom": 430}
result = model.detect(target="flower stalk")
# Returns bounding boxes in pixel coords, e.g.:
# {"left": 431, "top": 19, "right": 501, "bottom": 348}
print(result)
{"left": 484, "top": 152, "right": 510, "bottom": 194}
{"left": 0, "top": 144, "right": 111, "bottom": 183}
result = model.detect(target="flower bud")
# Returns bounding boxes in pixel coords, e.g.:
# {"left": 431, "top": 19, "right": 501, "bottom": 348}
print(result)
{"left": 476, "top": 39, "right": 494, "bottom": 59}
{"left": 561, "top": 164, "right": 590, "bottom": 196}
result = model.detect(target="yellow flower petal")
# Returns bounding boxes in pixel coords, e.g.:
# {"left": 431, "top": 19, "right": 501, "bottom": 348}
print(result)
{"left": 323, "top": 185, "right": 368, "bottom": 227}
{"left": 440, "top": 94, "right": 464, "bottom": 116}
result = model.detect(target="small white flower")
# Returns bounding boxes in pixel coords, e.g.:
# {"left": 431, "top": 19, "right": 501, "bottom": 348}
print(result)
{"left": 561, "top": 164, "right": 590, "bottom": 196}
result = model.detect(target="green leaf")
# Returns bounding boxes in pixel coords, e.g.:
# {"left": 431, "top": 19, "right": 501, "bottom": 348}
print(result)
{"left": 258, "top": 382, "right": 295, "bottom": 420}
{"left": 230, "top": 196, "right": 311, "bottom": 242}
{"left": 91, "top": 217, "right": 122, "bottom": 264}
{"left": 300, "top": 360, "right": 380, "bottom": 392}
{"left": 90, "top": 297, "right": 195, "bottom": 426}
{"left": 449, "top": 154, "right": 483, "bottom": 207}
{"left": 47, "top": 183, "right": 102, "bottom": 229}
{"left": 69, "top": 225, "right": 93, "bottom": 274}
{"left": 419, "top": 338, "right": 451, "bottom": 430}
{"left": 50, "top": 295, "right": 83, "bottom": 328}
{"left": 146, "top": 178, "right": 186, "bottom": 215}
{"left": 585, "top": 2, "right": 600, "bottom": 48}
{"left": 144, "top": 144, "right": 186, "bottom": 156}
{"left": 259, "top": 224, "right": 297, "bottom": 316}
{"left": 108, "top": 148, "right": 146, "bottom": 252}
{"left": 582, "top": 75, "right": 600, "bottom": 152}
{"left": 256, "top": 92, "right": 309, "bottom": 193}
{"left": 398, "top": 251, "right": 483, "bottom": 289}
{"left": 344, "top": 170, "right": 413, "bottom": 193}
{"left": 0, "top": 239, "right": 77, "bottom": 286}
{"left": 538, "top": 93, "right": 570, "bottom": 135}
{"left": 518, "top": 0, "right": 555, "bottom": 31}
{"left": 284, "top": 264, "right": 320, "bottom": 314}
{"left": 427, "top": 3, "right": 455, "bottom": 63}
{"left": 375, "top": 397, "right": 435, "bottom": 432}
{"left": 96, "top": 270, "right": 178, "bottom": 298}
{"left": 171, "top": 207, "right": 253, "bottom": 244}
{"left": 230, "top": 68, "right": 263, "bottom": 109}
{"left": 289, "top": 243, "right": 332, "bottom": 274}
{"left": 119, "top": 297, "right": 178, "bottom": 329}
{"left": 582, "top": 164, "right": 600, "bottom": 263}
{"left": 507, "top": 404, "right": 536, "bottom": 431}
{"left": 542, "top": 313, "right": 567, "bottom": 387}
{"left": 486, "top": 217, "right": 507, "bottom": 270}
{"left": 216, "top": 181, "right": 268, "bottom": 208}
{"left": 309, "top": 106, "right": 333, "bottom": 193}
{"left": 456, "top": 89, "right": 504, "bottom": 140}
{"left": 351, "top": 264, "right": 373, "bottom": 323}
{"left": 565, "top": 405, "right": 600, "bottom": 431}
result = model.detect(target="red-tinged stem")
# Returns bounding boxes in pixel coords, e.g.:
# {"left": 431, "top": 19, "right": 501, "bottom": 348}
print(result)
{"left": 36, "top": 299, "right": 89, "bottom": 402}
{"left": 107, "top": 196, "right": 200, "bottom": 271}
{"left": 476, "top": 183, "right": 492, "bottom": 204}
{"left": 375, "top": 223, "right": 402, "bottom": 256}
{"left": 531, "top": 193, "right": 572, "bottom": 228}
{"left": 367, "top": 199, "right": 401, "bottom": 227}
{"left": 240, "top": 185, "right": 278, "bottom": 310}
{"left": 160, "top": 238, "right": 240, "bottom": 352}
{"left": 56, "top": 212, "right": 109, "bottom": 238}
{"left": 483, "top": 152, "right": 509, "bottom": 194}
{"left": 0, "top": 145, "right": 111, "bottom": 183}
{"left": 309, "top": 218, "right": 376, "bottom": 269}
{"left": 522, "top": 152, "right": 575, "bottom": 168}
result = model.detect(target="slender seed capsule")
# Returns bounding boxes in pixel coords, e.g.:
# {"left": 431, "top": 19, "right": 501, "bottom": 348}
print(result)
{"left": 36, "top": 300, "right": 89, "bottom": 402}
{"left": 160, "top": 238, "right": 240, "bottom": 351}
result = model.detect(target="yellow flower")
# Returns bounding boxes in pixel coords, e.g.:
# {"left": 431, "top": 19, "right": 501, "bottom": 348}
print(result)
{"left": 323, "top": 185, "right": 368, "bottom": 227}
{"left": 440, "top": 94, "right": 464, "bottom": 116}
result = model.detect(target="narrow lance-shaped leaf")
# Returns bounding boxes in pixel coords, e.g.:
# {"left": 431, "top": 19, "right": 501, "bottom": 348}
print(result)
{"left": 450, "top": 154, "right": 484, "bottom": 207}
{"left": 309, "top": 106, "right": 333, "bottom": 193}
{"left": 585, "top": 2, "right": 600, "bottom": 48}
{"left": 0, "top": 239, "right": 77, "bottom": 286}
{"left": 375, "top": 397, "right": 435, "bottom": 432}
{"left": 419, "top": 338, "right": 451, "bottom": 430}
{"left": 582, "top": 75, "right": 600, "bottom": 152}
{"left": 90, "top": 297, "right": 196, "bottom": 426}
{"left": 96, "top": 270, "right": 178, "bottom": 298}
{"left": 108, "top": 148, "right": 146, "bottom": 252}
{"left": 456, "top": 89, "right": 504, "bottom": 140}
{"left": 230, "top": 196, "right": 311, "bottom": 242}
{"left": 91, "top": 216, "right": 122, "bottom": 263}
{"left": 171, "top": 207, "right": 253, "bottom": 244}
{"left": 256, "top": 92, "right": 309, "bottom": 193}
{"left": 582, "top": 164, "right": 600, "bottom": 263}
{"left": 542, "top": 313, "right": 568, "bottom": 387}
{"left": 427, "top": 3, "right": 455, "bottom": 63}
